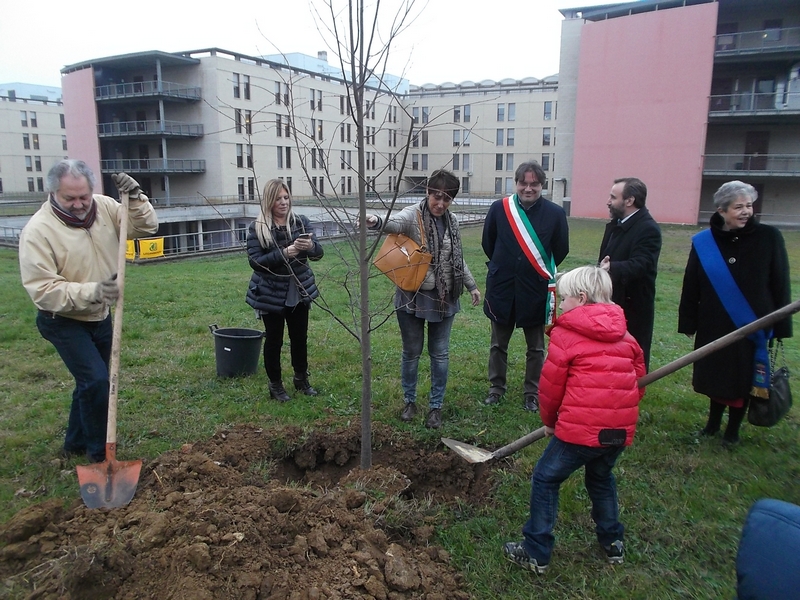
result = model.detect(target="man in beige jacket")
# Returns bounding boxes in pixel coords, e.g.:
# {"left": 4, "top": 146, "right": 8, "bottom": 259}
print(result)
{"left": 19, "top": 159, "right": 158, "bottom": 463}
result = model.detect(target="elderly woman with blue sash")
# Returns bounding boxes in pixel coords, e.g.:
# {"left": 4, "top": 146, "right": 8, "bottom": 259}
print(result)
{"left": 678, "top": 181, "right": 792, "bottom": 445}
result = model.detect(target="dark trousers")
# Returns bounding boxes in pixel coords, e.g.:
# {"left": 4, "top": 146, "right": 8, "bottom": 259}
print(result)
{"left": 261, "top": 304, "right": 310, "bottom": 383}
{"left": 36, "top": 311, "right": 112, "bottom": 461}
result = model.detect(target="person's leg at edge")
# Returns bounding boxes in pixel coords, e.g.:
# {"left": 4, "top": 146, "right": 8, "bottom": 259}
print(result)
{"left": 521, "top": 437, "right": 584, "bottom": 566}
{"left": 522, "top": 324, "right": 545, "bottom": 400}
{"left": 36, "top": 313, "right": 112, "bottom": 461}
{"left": 261, "top": 311, "right": 287, "bottom": 383}
{"left": 724, "top": 402, "right": 748, "bottom": 443}
{"left": 396, "top": 309, "right": 425, "bottom": 405}
{"left": 584, "top": 446, "right": 625, "bottom": 548}
{"left": 488, "top": 319, "right": 514, "bottom": 396}
{"left": 702, "top": 397, "right": 725, "bottom": 435}
{"left": 427, "top": 315, "right": 454, "bottom": 410}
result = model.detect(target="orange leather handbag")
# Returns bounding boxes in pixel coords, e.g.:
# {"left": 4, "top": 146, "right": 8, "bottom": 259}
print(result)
{"left": 372, "top": 210, "right": 432, "bottom": 292}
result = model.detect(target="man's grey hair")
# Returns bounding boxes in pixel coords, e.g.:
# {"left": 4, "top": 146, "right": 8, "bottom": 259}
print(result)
{"left": 46, "top": 160, "right": 96, "bottom": 193}
{"left": 713, "top": 180, "right": 757, "bottom": 210}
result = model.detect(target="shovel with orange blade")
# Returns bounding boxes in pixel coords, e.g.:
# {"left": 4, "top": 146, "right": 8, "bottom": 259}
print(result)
{"left": 76, "top": 191, "right": 142, "bottom": 508}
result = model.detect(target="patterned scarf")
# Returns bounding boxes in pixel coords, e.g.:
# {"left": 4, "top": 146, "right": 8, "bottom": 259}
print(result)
{"left": 49, "top": 194, "right": 97, "bottom": 229}
{"left": 419, "top": 200, "right": 465, "bottom": 306}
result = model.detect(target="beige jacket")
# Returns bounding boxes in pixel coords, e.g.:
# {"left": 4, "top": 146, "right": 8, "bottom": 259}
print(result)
{"left": 19, "top": 194, "right": 158, "bottom": 321}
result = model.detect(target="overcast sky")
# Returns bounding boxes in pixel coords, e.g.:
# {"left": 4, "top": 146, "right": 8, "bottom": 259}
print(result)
{"left": 0, "top": 0, "right": 609, "bottom": 89}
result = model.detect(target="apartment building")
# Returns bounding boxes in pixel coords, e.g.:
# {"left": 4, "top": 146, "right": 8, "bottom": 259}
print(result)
{"left": 0, "top": 83, "right": 68, "bottom": 196}
{"left": 555, "top": 0, "right": 800, "bottom": 225}
{"left": 404, "top": 78, "right": 559, "bottom": 198}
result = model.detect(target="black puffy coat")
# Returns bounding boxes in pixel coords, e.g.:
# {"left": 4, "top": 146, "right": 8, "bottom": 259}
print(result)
{"left": 678, "top": 213, "right": 792, "bottom": 399}
{"left": 245, "top": 216, "right": 323, "bottom": 314}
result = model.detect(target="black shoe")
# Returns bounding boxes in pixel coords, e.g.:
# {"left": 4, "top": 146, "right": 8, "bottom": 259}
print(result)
{"left": 425, "top": 408, "right": 442, "bottom": 429}
{"left": 401, "top": 402, "right": 417, "bottom": 422}
{"left": 60, "top": 446, "right": 86, "bottom": 460}
{"left": 268, "top": 381, "right": 291, "bottom": 402}
{"left": 722, "top": 435, "right": 740, "bottom": 448}
{"left": 484, "top": 392, "right": 501, "bottom": 405}
{"left": 293, "top": 373, "right": 319, "bottom": 396}
{"left": 697, "top": 426, "right": 719, "bottom": 437}
{"left": 503, "top": 541, "right": 548, "bottom": 574}
{"left": 524, "top": 396, "right": 540, "bottom": 412}
{"left": 602, "top": 540, "right": 624, "bottom": 565}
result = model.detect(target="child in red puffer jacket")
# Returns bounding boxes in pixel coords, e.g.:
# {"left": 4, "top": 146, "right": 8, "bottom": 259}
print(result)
{"left": 503, "top": 265, "right": 645, "bottom": 574}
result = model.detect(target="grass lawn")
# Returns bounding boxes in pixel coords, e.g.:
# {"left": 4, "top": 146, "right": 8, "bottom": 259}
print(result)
{"left": 1, "top": 216, "right": 798, "bottom": 599}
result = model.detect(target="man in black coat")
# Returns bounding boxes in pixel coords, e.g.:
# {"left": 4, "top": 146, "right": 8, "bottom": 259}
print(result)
{"left": 483, "top": 161, "right": 569, "bottom": 411}
{"left": 598, "top": 177, "right": 662, "bottom": 370}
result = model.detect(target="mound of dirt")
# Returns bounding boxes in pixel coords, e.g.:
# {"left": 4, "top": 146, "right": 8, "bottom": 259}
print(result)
{"left": 0, "top": 422, "right": 496, "bottom": 599}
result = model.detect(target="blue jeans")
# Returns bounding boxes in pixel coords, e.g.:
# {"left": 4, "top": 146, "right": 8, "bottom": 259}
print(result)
{"left": 521, "top": 436, "right": 625, "bottom": 564}
{"left": 396, "top": 310, "right": 454, "bottom": 409}
{"left": 36, "top": 311, "right": 112, "bottom": 461}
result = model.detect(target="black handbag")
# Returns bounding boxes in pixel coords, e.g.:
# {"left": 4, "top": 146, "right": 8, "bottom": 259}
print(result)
{"left": 748, "top": 340, "right": 792, "bottom": 427}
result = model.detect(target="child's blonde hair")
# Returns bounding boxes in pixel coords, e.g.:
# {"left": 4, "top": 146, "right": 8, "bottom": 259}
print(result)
{"left": 556, "top": 266, "right": 613, "bottom": 304}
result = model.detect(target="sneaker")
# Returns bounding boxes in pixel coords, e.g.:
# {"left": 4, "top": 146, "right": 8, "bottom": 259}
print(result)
{"left": 602, "top": 540, "right": 624, "bottom": 565}
{"left": 524, "top": 396, "right": 540, "bottom": 412}
{"left": 425, "top": 408, "right": 442, "bottom": 429}
{"left": 400, "top": 402, "right": 417, "bottom": 422}
{"left": 268, "top": 381, "right": 291, "bottom": 402}
{"left": 502, "top": 541, "right": 548, "bottom": 574}
{"left": 484, "top": 392, "right": 501, "bottom": 405}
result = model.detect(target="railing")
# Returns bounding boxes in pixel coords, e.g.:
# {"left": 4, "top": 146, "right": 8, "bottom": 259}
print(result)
{"left": 703, "top": 154, "right": 800, "bottom": 175}
{"left": 100, "top": 159, "right": 206, "bottom": 173}
{"left": 95, "top": 80, "right": 201, "bottom": 101}
{"left": 98, "top": 120, "right": 204, "bottom": 137}
{"left": 709, "top": 91, "right": 800, "bottom": 113}
{"left": 716, "top": 26, "right": 800, "bottom": 55}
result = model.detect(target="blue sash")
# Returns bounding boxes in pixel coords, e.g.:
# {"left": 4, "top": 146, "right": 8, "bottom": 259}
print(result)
{"left": 692, "top": 229, "right": 771, "bottom": 397}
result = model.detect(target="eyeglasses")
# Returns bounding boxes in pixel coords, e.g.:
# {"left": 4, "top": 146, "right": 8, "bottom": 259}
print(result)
{"left": 518, "top": 181, "right": 542, "bottom": 189}
{"left": 429, "top": 190, "right": 453, "bottom": 201}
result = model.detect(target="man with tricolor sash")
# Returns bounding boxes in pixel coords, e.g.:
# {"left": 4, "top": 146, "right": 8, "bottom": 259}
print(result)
{"left": 482, "top": 161, "right": 569, "bottom": 412}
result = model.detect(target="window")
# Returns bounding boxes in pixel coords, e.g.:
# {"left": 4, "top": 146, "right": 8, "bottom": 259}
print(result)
{"left": 453, "top": 154, "right": 460, "bottom": 170}
{"left": 340, "top": 124, "right": 345, "bottom": 143}
{"left": 245, "top": 110, "right": 252, "bottom": 134}
{"left": 507, "top": 129, "right": 515, "bottom": 147}
{"left": 463, "top": 154, "right": 470, "bottom": 171}
{"left": 276, "top": 114, "right": 283, "bottom": 137}
{"left": 496, "top": 129, "right": 504, "bottom": 146}
{"left": 421, "top": 154, "right": 428, "bottom": 170}
{"left": 412, "top": 107, "right": 419, "bottom": 124}
{"left": 340, "top": 150, "right": 346, "bottom": 169}
{"left": 236, "top": 144, "right": 243, "bottom": 167}
{"left": 25, "top": 156, "right": 32, "bottom": 172}
{"left": 412, "top": 154, "right": 419, "bottom": 170}
{"left": 60, "top": 114, "right": 65, "bottom": 128}
{"left": 30, "top": 112, "right": 37, "bottom": 127}
{"left": 543, "top": 127, "right": 551, "bottom": 146}
{"left": 422, "top": 106, "right": 429, "bottom": 124}
{"left": 235, "top": 109, "right": 242, "bottom": 133}
{"left": 310, "top": 89, "right": 322, "bottom": 111}
{"left": 243, "top": 75, "right": 250, "bottom": 100}
{"left": 505, "top": 177, "right": 514, "bottom": 194}
{"left": 495, "top": 154, "right": 503, "bottom": 170}
{"left": 21, "top": 111, "right": 27, "bottom": 127}
{"left": 541, "top": 153, "right": 550, "bottom": 171}
{"left": 421, "top": 130, "right": 428, "bottom": 147}
{"left": 453, "top": 129, "right": 460, "bottom": 147}
{"left": 461, "top": 177, "right": 470, "bottom": 194}
{"left": 454, "top": 105, "right": 461, "bottom": 123}
{"left": 28, "top": 177, "right": 35, "bottom": 192}
{"left": 340, "top": 95, "right": 346, "bottom": 115}
{"left": 62, "top": 135, "right": 68, "bottom": 151}
{"left": 277, "top": 147, "right": 283, "bottom": 168}
{"left": 347, "top": 176, "right": 352, "bottom": 194}
{"left": 463, "top": 104, "right": 471, "bottom": 123}
{"left": 506, "top": 154, "right": 514, "bottom": 172}
{"left": 463, "top": 130, "right": 470, "bottom": 146}
{"left": 388, "top": 129, "right": 397, "bottom": 147}
{"left": 311, "top": 148, "right": 318, "bottom": 169}
{"left": 233, "top": 73, "right": 241, "bottom": 98}
{"left": 543, "top": 101, "right": 553, "bottom": 121}
{"left": 248, "top": 177, "right": 255, "bottom": 200}
{"left": 347, "top": 124, "right": 351, "bottom": 143}
{"left": 412, "top": 133, "right": 419, "bottom": 148}
{"left": 246, "top": 145, "right": 253, "bottom": 168}
{"left": 22, "top": 134, "right": 30, "bottom": 149}
{"left": 285, "top": 147, "right": 292, "bottom": 169}
{"left": 37, "top": 177, "right": 44, "bottom": 192}
{"left": 238, "top": 177, "right": 245, "bottom": 200}
{"left": 495, "top": 177, "right": 503, "bottom": 194}
{"left": 764, "top": 19, "right": 782, "bottom": 41}
{"left": 508, "top": 103, "right": 516, "bottom": 122}
{"left": 0, "top": 179, "right": 3, "bottom": 193}
{"left": 32, "top": 134, "right": 39, "bottom": 150}
{"left": 497, "top": 104, "right": 505, "bottom": 122}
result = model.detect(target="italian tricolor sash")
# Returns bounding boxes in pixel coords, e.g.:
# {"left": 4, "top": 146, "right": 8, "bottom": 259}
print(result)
{"left": 503, "top": 195, "right": 557, "bottom": 324}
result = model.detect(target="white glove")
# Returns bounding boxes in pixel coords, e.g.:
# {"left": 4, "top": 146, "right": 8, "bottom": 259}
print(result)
{"left": 111, "top": 173, "right": 142, "bottom": 200}
{"left": 94, "top": 275, "right": 119, "bottom": 304}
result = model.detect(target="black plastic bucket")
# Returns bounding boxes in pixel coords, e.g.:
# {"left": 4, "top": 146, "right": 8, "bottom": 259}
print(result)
{"left": 209, "top": 324, "right": 264, "bottom": 377}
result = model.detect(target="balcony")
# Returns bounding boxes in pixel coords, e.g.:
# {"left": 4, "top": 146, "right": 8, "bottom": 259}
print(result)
{"left": 709, "top": 91, "right": 800, "bottom": 121}
{"left": 98, "top": 120, "right": 204, "bottom": 139}
{"left": 100, "top": 159, "right": 206, "bottom": 174}
{"left": 715, "top": 26, "right": 800, "bottom": 58}
{"left": 95, "top": 80, "right": 201, "bottom": 102}
{"left": 703, "top": 154, "right": 800, "bottom": 177}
